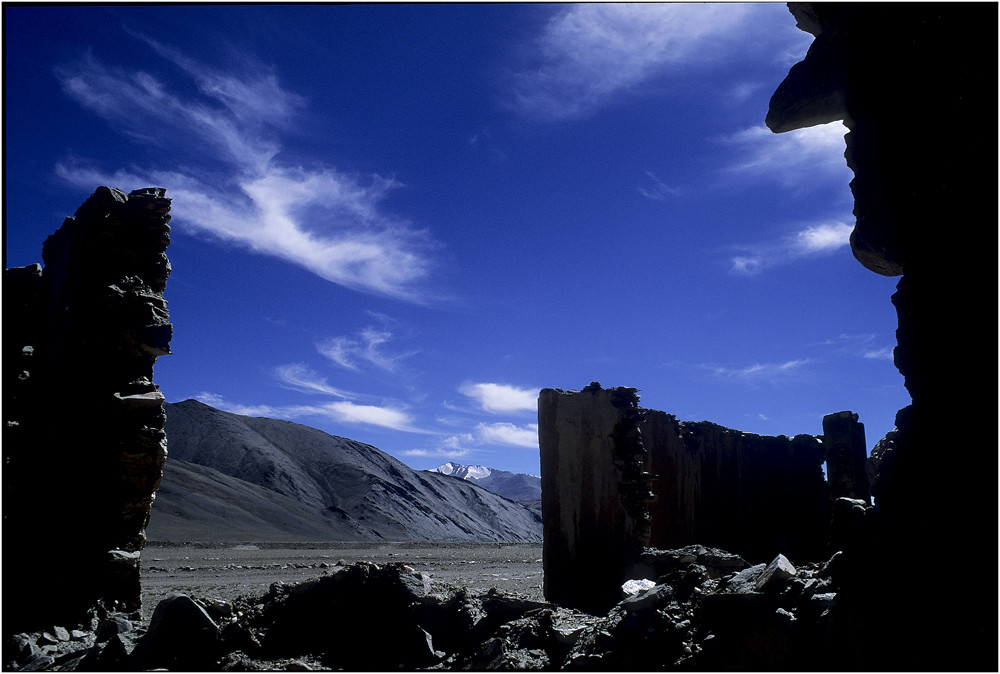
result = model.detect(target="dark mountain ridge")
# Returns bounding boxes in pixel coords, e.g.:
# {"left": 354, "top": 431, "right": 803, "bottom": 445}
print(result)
{"left": 148, "top": 400, "right": 542, "bottom": 542}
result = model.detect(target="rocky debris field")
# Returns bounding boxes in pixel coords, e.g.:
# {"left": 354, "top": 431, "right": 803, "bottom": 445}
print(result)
{"left": 5, "top": 543, "right": 860, "bottom": 671}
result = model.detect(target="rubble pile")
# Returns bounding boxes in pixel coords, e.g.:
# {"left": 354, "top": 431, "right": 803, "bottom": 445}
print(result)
{"left": 5, "top": 548, "right": 864, "bottom": 671}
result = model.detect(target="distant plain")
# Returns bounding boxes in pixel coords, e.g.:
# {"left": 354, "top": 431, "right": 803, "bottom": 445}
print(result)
{"left": 141, "top": 542, "right": 544, "bottom": 620}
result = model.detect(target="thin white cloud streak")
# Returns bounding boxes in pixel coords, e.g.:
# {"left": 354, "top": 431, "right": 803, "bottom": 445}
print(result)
{"left": 401, "top": 448, "right": 471, "bottom": 460}
{"left": 406, "top": 420, "right": 538, "bottom": 460}
{"left": 637, "top": 170, "right": 682, "bottom": 202}
{"left": 194, "top": 392, "right": 431, "bottom": 434}
{"left": 193, "top": 392, "right": 292, "bottom": 418}
{"left": 459, "top": 383, "right": 538, "bottom": 414}
{"left": 729, "top": 221, "right": 854, "bottom": 275}
{"left": 404, "top": 433, "right": 478, "bottom": 460}
{"left": 54, "top": 47, "right": 435, "bottom": 301}
{"left": 56, "top": 50, "right": 291, "bottom": 174}
{"left": 702, "top": 359, "right": 810, "bottom": 384}
{"left": 824, "top": 335, "right": 893, "bottom": 361}
{"left": 135, "top": 31, "right": 302, "bottom": 131}
{"left": 273, "top": 363, "right": 352, "bottom": 398}
{"left": 323, "top": 401, "right": 415, "bottom": 430}
{"left": 507, "top": 4, "right": 805, "bottom": 119}
{"left": 316, "top": 327, "right": 416, "bottom": 373}
{"left": 474, "top": 422, "right": 539, "bottom": 448}
{"left": 721, "top": 121, "right": 851, "bottom": 188}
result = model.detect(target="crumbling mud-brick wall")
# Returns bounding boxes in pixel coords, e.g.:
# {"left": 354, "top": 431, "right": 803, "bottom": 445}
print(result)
{"left": 3, "top": 186, "right": 172, "bottom": 631}
{"left": 537, "top": 383, "right": 865, "bottom": 613}
{"left": 538, "top": 384, "right": 655, "bottom": 613}
{"left": 642, "top": 411, "right": 828, "bottom": 563}
{"left": 538, "top": 384, "right": 873, "bottom": 613}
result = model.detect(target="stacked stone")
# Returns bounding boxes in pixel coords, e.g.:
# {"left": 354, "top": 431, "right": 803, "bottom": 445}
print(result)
{"left": 606, "top": 386, "right": 655, "bottom": 556}
{"left": 3, "top": 187, "right": 172, "bottom": 632}
{"left": 820, "top": 411, "right": 869, "bottom": 504}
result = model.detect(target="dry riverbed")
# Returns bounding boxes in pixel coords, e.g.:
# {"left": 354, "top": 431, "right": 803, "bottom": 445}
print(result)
{"left": 141, "top": 541, "right": 544, "bottom": 620}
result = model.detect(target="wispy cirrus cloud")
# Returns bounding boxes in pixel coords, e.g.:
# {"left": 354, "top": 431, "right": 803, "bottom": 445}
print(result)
{"left": 316, "top": 327, "right": 416, "bottom": 373}
{"left": 701, "top": 359, "right": 811, "bottom": 384}
{"left": 273, "top": 363, "right": 352, "bottom": 398}
{"left": 401, "top": 448, "right": 472, "bottom": 460}
{"left": 506, "top": 4, "right": 807, "bottom": 120}
{"left": 54, "top": 40, "right": 436, "bottom": 301}
{"left": 194, "top": 392, "right": 300, "bottom": 419}
{"left": 814, "top": 334, "right": 894, "bottom": 362}
{"left": 56, "top": 46, "right": 294, "bottom": 173}
{"left": 403, "top": 433, "right": 475, "bottom": 460}
{"left": 402, "top": 420, "right": 538, "bottom": 461}
{"left": 729, "top": 221, "right": 854, "bottom": 275}
{"left": 637, "top": 170, "right": 682, "bottom": 202}
{"left": 195, "top": 391, "right": 429, "bottom": 434}
{"left": 458, "top": 382, "right": 538, "bottom": 414}
{"left": 721, "top": 121, "right": 851, "bottom": 188}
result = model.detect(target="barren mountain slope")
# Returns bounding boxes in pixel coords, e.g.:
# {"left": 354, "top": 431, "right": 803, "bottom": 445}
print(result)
{"left": 156, "top": 400, "right": 542, "bottom": 542}
{"left": 146, "top": 458, "right": 366, "bottom": 542}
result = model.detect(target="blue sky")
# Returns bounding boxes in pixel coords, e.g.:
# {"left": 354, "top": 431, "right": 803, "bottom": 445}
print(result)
{"left": 4, "top": 4, "right": 908, "bottom": 476}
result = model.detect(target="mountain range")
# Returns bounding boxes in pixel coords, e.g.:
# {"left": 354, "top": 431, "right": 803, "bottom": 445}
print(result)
{"left": 429, "top": 462, "right": 542, "bottom": 513}
{"left": 146, "top": 400, "right": 542, "bottom": 543}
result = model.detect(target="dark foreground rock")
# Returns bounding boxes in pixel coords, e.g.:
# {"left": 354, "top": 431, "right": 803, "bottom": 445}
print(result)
{"left": 6, "top": 546, "right": 875, "bottom": 671}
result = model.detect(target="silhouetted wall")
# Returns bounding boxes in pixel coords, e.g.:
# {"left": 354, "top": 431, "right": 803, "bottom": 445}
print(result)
{"left": 3, "top": 187, "right": 172, "bottom": 631}
{"left": 643, "top": 411, "right": 828, "bottom": 563}
{"left": 538, "top": 383, "right": 859, "bottom": 613}
{"left": 538, "top": 384, "right": 652, "bottom": 613}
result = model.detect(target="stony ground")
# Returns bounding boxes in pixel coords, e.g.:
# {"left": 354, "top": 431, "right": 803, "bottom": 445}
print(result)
{"left": 12, "top": 544, "right": 879, "bottom": 671}
{"left": 141, "top": 541, "right": 544, "bottom": 620}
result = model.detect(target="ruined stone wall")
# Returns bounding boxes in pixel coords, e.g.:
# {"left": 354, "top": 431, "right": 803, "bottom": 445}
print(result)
{"left": 642, "top": 412, "right": 828, "bottom": 563}
{"left": 538, "top": 384, "right": 653, "bottom": 613}
{"left": 3, "top": 186, "right": 172, "bottom": 631}
{"left": 538, "top": 383, "right": 848, "bottom": 613}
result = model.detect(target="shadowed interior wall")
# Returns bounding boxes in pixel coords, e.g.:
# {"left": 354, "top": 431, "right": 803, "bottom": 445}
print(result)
{"left": 643, "top": 412, "right": 828, "bottom": 562}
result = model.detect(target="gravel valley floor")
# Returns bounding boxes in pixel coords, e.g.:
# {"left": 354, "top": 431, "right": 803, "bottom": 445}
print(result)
{"left": 141, "top": 542, "right": 544, "bottom": 620}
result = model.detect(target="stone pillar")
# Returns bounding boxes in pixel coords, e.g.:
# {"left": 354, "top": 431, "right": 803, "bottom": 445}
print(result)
{"left": 821, "top": 411, "right": 870, "bottom": 504}
{"left": 766, "top": 4, "right": 996, "bottom": 669}
{"left": 538, "top": 383, "right": 652, "bottom": 613}
{"left": 3, "top": 186, "right": 172, "bottom": 631}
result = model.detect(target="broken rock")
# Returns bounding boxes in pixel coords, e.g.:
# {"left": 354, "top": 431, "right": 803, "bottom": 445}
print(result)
{"left": 130, "top": 593, "right": 220, "bottom": 670}
{"left": 621, "top": 578, "right": 656, "bottom": 596}
{"left": 755, "top": 554, "right": 797, "bottom": 592}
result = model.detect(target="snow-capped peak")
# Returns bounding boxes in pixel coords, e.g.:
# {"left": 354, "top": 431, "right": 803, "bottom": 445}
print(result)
{"left": 433, "top": 462, "right": 492, "bottom": 481}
